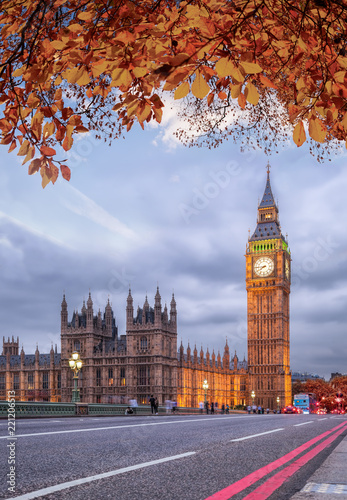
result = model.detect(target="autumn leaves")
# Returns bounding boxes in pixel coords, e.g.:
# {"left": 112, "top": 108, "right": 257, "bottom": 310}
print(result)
{"left": 1, "top": 0, "right": 347, "bottom": 187}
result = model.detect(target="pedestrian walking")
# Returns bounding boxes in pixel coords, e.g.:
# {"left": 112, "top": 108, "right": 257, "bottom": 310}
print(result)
{"left": 154, "top": 397, "right": 159, "bottom": 414}
{"left": 247, "top": 405, "right": 251, "bottom": 414}
{"left": 205, "top": 401, "right": 209, "bottom": 414}
{"left": 149, "top": 395, "right": 156, "bottom": 414}
{"left": 221, "top": 404, "right": 225, "bottom": 414}
{"left": 165, "top": 400, "right": 172, "bottom": 414}
{"left": 199, "top": 401, "right": 204, "bottom": 414}
{"left": 226, "top": 404, "right": 229, "bottom": 414}
{"left": 257, "top": 405, "right": 262, "bottom": 414}
{"left": 211, "top": 402, "right": 214, "bottom": 414}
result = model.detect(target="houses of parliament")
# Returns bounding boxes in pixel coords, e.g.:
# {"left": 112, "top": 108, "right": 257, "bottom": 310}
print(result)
{"left": 0, "top": 168, "right": 292, "bottom": 410}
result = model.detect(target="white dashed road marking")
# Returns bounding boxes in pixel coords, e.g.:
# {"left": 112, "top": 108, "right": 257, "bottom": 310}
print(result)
{"left": 10, "top": 451, "right": 196, "bottom": 500}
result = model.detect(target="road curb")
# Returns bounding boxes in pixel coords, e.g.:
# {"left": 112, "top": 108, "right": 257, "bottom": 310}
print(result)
{"left": 291, "top": 432, "right": 347, "bottom": 499}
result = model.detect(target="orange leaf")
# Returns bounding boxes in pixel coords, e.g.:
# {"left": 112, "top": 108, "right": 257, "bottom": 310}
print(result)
{"left": 60, "top": 165, "right": 71, "bottom": 181}
{"left": 77, "top": 11, "right": 93, "bottom": 21}
{"left": 41, "top": 166, "right": 51, "bottom": 188}
{"left": 215, "top": 57, "right": 235, "bottom": 78}
{"left": 244, "top": 82, "right": 259, "bottom": 105}
{"left": 137, "top": 103, "right": 152, "bottom": 123}
{"left": 191, "top": 71, "right": 210, "bottom": 99}
{"left": 8, "top": 140, "right": 16, "bottom": 153}
{"left": 40, "top": 145, "right": 56, "bottom": 156}
{"left": 17, "top": 140, "right": 30, "bottom": 156}
{"left": 174, "top": 81, "right": 190, "bottom": 100}
{"left": 43, "top": 122, "right": 55, "bottom": 139}
{"left": 308, "top": 117, "right": 327, "bottom": 143}
{"left": 56, "top": 125, "right": 65, "bottom": 142}
{"left": 74, "top": 125, "right": 89, "bottom": 133}
{"left": 230, "top": 84, "right": 242, "bottom": 99}
{"left": 341, "top": 112, "right": 347, "bottom": 131}
{"left": 28, "top": 158, "right": 41, "bottom": 175}
{"left": 259, "top": 74, "right": 278, "bottom": 89}
{"left": 48, "top": 161, "right": 59, "bottom": 184}
{"left": 238, "top": 92, "right": 246, "bottom": 109}
{"left": 240, "top": 61, "right": 263, "bottom": 74}
{"left": 293, "top": 120, "right": 306, "bottom": 147}
{"left": 63, "top": 67, "right": 90, "bottom": 86}
{"left": 132, "top": 67, "right": 148, "bottom": 78}
{"left": 22, "top": 145, "right": 35, "bottom": 165}
{"left": 207, "top": 92, "right": 215, "bottom": 107}
{"left": 153, "top": 107, "right": 163, "bottom": 123}
{"left": 111, "top": 68, "right": 132, "bottom": 88}
{"left": 62, "top": 134, "right": 74, "bottom": 151}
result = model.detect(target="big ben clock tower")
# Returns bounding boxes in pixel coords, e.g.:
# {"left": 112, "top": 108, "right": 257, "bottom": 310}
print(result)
{"left": 246, "top": 165, "right": 291, "bottom": 410}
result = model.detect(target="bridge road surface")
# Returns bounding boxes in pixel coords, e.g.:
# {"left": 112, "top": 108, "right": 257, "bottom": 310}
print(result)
{"left": 1, "top": 413, "right": 346, "bottom": 500}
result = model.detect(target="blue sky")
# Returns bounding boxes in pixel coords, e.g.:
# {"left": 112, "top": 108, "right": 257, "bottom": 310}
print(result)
{"left": 0, "top": 108, "right": 346, "bottom": 380}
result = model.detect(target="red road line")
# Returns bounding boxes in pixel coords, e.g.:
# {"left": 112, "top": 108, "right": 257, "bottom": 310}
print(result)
{"left": 205, "top": 421, "right": 347, "bottom": 500}
{"left": 243, "top": 423, "right": 347, "bottom": 499}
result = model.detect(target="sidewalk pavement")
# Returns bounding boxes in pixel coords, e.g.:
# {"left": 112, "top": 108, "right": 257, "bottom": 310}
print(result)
{"left": 291, "top": 433, "right": 347, "bottom": 499}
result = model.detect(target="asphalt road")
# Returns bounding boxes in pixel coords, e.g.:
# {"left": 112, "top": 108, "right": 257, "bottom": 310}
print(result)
{"left": 1, "top": 413, "right": 346, "bottom": 499}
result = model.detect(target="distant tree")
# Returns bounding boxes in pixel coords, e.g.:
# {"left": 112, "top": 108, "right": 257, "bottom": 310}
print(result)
{"left": 330, "top": 375, "right": 347, "bottom": 410}
{"left": 303, "top": 378, "right": 332, "bottom": 401}
{"left": 320, "top": 395, "right": 336, "bottom": 413}
{"left": 292, "top": 380, "right": 305, "bottom": 399}
{"left": 1, "top": 0, "right": 347, "bottom": 187}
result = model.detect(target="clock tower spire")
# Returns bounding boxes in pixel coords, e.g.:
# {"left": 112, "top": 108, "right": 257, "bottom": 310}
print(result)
{"left": 246, "top": 166, "right": 291, "bottom": 410}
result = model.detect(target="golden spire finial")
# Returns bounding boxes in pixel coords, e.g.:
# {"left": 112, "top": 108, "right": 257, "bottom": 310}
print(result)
{"left": 266, "top": 161, "right": 271, "bottom": 175}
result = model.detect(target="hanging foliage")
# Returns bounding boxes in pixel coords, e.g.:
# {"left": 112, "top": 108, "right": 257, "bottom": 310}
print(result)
{"left": 1, "top": 0, "right": 347, "bottom": 186}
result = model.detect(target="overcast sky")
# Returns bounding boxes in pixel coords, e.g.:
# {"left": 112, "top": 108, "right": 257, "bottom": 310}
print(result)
{"left": 0, "top": 106, "right": 346, "bottom": 380}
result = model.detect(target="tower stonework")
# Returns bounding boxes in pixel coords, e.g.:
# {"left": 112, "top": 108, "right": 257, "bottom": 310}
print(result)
{"left": 246, "top": 166, "right": 291, "bottom": 410}
{"left": 126, "top": 287, "right": 178, "bottom": 405}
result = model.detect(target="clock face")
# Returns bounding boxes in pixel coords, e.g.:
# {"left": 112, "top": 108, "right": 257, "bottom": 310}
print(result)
{"left": 285, "top": 259, "right": 290, "bottom": 279}
{"left": 254, "top": 256, "right": 274, "bottom": 277}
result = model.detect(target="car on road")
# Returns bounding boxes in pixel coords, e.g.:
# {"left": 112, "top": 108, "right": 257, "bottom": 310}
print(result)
{"left": 283, "top": 405, "right": 301, "bottom": 414}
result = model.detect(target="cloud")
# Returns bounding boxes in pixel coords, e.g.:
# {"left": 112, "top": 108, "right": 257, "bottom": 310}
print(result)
{"left": 1, "top": 123, "right": 347, "bottom": 380}
{"left": 62, "top": 184, "right": 138, "bottom": 241}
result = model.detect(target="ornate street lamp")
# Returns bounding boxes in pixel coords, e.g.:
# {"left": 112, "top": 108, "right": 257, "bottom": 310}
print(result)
{"left": 251, "top": 390, "right": 255, "bottom": 407}
{"left": 203, "top": 379, "right": 209, "bottom": 404}
{"left": 69, "top": 351, "right": 83, "bottom": 403}
{"left": 277, "top": 396, "right": 280, "bottom": 413}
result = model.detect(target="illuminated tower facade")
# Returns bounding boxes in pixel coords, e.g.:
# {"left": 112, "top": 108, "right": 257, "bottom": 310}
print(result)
{"left": 246, "top": 166, "right": 291, "bottom": 409}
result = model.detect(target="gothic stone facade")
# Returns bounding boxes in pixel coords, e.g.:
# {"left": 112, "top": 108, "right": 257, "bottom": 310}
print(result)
{"left": 0, "top": 289, "right": 248, "bottom": 407}
{"left": 0, "top": 168, "right": 291, "bottom": 409}
{"left": 0, "top": 336, "right": 61, "bottom": 402}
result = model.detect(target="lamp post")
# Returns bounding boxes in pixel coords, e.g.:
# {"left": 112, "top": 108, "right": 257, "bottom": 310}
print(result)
{"left": 277, "top": 396, "right": 280, "bottom": 413}
{"left": 251, "top": 390, "right": 255, "bottom": 408}
{"left": 69, "top": 351, "right": 83, "bottom": 403}
{"left": 203, "top": 379, "right": 209, "bottom": 405}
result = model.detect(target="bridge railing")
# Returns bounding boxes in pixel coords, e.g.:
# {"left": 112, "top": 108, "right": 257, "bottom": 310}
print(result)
{"left": 0, "top": 401, "right": 245, "bottom": 418}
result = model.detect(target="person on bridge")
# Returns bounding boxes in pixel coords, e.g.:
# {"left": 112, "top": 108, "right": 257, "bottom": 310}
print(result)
{"left": 205, "top": 401, "right": 209, "bottom": 414}
{"left": 211, "top": 402, "right": 214, "bottom": 414}
{"left": 149, "top": 395, "right": 156, "bottom": 414}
